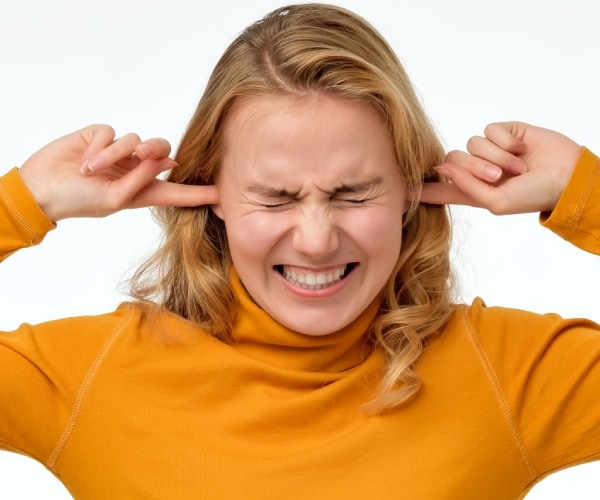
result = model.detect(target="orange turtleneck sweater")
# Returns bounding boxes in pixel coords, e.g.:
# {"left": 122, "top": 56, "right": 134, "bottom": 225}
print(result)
{"left": 1, "top": 148, "right": 600, "bottom": 499}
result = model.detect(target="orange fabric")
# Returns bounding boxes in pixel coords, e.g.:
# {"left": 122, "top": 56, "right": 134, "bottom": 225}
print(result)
{"left": 541, "top": 147, "right": 600, "bottom": 253}
{"left": 1, "top": 152, "right": 599, "bottom": 499}
{"left": 0, "top": 167, "right": 55, "bottom": 262}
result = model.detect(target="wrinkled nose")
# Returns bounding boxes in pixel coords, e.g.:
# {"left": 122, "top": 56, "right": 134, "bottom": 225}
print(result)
{"left": 292, "top": 207, "right": 339, "bottom": 258}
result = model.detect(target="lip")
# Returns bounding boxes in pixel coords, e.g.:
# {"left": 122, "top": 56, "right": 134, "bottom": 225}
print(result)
{"left": 274, "top": 263, "right": 357, "bottom": 298}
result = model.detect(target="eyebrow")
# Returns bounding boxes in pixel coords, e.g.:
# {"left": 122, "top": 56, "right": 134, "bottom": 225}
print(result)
{"left": 332, "top": 178, "right": 383, "bottom": 195}
{"left": 245, "top": 185, "right": 301, "bottom": 198}
{"left": 245, "top": 177, "right": 383, "bottom": 197}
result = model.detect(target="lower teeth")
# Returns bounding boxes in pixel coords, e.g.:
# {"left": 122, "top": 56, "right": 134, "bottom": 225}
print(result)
{"left": 291, "top": 278, "right": 341, "bottom": 290}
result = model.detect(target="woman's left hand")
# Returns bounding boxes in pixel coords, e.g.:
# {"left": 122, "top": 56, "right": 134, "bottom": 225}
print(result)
{"left": 419, "top": 121, "right": 583, "bottom": 214}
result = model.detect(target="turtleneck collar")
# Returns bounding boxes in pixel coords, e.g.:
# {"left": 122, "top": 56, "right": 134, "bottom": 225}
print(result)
{"left": 229, "top": 268, "right": 380, "bottom": 373}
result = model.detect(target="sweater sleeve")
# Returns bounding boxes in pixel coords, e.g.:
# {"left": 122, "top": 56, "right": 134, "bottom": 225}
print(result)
{"left": 0, "top": 167, "right": 56, "bottom": 262}
{"left": 541, "top": 147, "right": 600, "bottom": 254}
{"left": 468, "top": 147, "right": 600, "bottom": 482}
{"left": 465, "top": 302, "right": 600, "bottom": 482}
{"left": 0, "top": 314, "right": 127, "bottom": 464}
{"left": 0, "top": 167, "right": 119, "bottom": 466}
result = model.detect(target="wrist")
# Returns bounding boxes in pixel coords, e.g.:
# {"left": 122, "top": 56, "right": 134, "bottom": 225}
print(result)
{"left": 18, "top": 166, "right": 60, "bottom": 222}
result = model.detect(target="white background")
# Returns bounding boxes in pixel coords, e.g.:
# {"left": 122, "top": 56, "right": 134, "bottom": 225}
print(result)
{"left": 1, "top": 0, "right": 599, "bottom": 498}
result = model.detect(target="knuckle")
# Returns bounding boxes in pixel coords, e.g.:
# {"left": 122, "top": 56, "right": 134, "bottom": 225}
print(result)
{"left": 88, "top": 123, "right": 114, "bottom": 133}
{"left": 123, "top": 132, "right": 142, "bottom": 145}
{"left": 132, "top": 133, "right": 142, "bottom": 144}
{"left": 466, "top": 135, "right": 483, "bottom": 152}
{"left": 445, "top": 149, "right": 461, "bottom": 163}
{"left": 84, "top": 123, "right": 115, "bottom": 136}
{"left": 483, "top": 123, "right": 499, "bottom": 137}
{"left": 99, "top": 124, "right": 115, "bottom": 135}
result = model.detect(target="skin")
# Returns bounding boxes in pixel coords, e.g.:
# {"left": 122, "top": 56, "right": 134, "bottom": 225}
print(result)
{"left": 420, "top": 122, "right": 582, "bottom": 213}
{"left": 18, "top": 125, "right": 217, "bottom": 221}
{"left": 213, "top": 93, "right": 407, "bottom": 336}
{"left": 17, "top": 120, "right": 581, "bottom": 223}
{"left": 15, "top": 111, "right": 583, "bottom": 339}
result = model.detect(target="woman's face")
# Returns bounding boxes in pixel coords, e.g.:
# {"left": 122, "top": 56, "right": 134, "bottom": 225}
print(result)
{"left": 213, "top": 93, "right": 406, "bottom": 336}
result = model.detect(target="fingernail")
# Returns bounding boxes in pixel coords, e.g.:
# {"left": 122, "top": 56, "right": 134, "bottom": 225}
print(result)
{"left": 81, "top": 157, "right": 103, "bottom": 173}
{"left": 138, "top": 143, "right": 153, "bottom": 157}
{"left": 484, "top": 165, "right": 502, "bottom": 181}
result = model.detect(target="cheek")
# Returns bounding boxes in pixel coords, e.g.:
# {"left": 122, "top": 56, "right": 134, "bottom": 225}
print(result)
{"left": 344, "top": 209, "right": 403, "bottom": 256}
{"left": 225, "top": 213, "right": 288, "bottom": 264}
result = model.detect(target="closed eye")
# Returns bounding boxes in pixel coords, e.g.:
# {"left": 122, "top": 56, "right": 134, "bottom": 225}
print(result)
{"left": 335, "top": 197, "right": 371, "bottom": 205}
{"left": 260, "top": 201, "right": 292, "bottom": 209}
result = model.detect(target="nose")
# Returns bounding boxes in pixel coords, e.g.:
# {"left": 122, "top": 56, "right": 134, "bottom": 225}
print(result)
{"left": 292, "top": 205, "right": 339, "bottom": 258}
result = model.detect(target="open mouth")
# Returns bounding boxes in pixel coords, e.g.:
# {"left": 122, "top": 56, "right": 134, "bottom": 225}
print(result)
{"left": 275, "top": 263, "right": 357, "bottom": 290}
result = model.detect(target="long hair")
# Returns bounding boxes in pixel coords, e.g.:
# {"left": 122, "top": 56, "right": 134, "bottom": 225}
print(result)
{"left": 129, "top": 3, "right": 454, "bottom": 411}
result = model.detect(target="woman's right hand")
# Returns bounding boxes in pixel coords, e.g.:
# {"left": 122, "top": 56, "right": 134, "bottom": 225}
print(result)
{"left": 18, "top": 124, "right": 218, "bottom": 221}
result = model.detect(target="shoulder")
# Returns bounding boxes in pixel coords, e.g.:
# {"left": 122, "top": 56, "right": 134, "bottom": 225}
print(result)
{"left": 7, "top": 302, "right": 207, "bottom": 351}
{"left": 456, "top": 297, "right": 599, "bottom": 343}
{"left": 443, "top": 297, "right": 600, "bottom": 391}
{"left": 8, "top": 302, "right": 145, "bottom": 345}
{"left": 0, "top": 304, "right": 144, "bottom": 372}
{"left": 450, "top": 297, "right": 599, "bottom": 354}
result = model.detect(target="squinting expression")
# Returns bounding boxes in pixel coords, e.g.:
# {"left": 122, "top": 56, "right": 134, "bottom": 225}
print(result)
{"left": 213, "top": 93, "right": 407, "bottom": 336}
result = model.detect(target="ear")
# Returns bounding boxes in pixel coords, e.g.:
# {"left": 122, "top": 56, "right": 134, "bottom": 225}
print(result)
{"left": 211, "top": 203, "right": 224, "bottom": 220}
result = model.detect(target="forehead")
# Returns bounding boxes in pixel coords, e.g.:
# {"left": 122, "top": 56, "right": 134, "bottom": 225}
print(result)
{"left": 219, "top": 93, "right": 397, "bottom": 186}
{"left": 222, "top": 92, "right": 385, "bottom": 142}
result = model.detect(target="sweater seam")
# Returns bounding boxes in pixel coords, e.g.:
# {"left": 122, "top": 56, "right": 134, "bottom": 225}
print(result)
{"left": 46, "top": 309, "right": 133, "bottom": 471}
{"left": 460, "top": 306, "right": 538, "bottom": 480}
{"left": 0, "top": 174, "right": 42, "bottom": 244}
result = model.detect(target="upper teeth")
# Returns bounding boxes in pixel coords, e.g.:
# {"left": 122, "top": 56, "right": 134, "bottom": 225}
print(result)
{"left": 282, "top": 265, "right": 347, "bottom": 289}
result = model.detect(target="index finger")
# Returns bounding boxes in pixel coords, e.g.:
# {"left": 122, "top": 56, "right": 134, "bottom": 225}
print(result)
{"left": 418, "top": 181, "right": 471, "bottom": 206}
{"left": 133, "top": 181, "right": 220, "bottom": 208}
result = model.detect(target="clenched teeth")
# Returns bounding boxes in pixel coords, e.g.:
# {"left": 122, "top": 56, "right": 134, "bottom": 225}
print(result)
{"left": 279, "top": 264, "right": 354, "bottom": 290}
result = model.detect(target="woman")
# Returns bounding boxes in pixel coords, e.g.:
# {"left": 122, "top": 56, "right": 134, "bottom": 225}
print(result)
{"left": 1, "top": 4, "right": 598, "bottom": 498}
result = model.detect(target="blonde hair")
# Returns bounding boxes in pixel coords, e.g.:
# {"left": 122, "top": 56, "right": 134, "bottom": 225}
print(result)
{"left": 130, "top": 3, "right": 454, "bottom": 411}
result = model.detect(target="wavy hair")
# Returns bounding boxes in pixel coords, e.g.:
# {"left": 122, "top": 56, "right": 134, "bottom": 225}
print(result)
{"left": 129, "top": 3, "right": 454, "bottom": 411}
